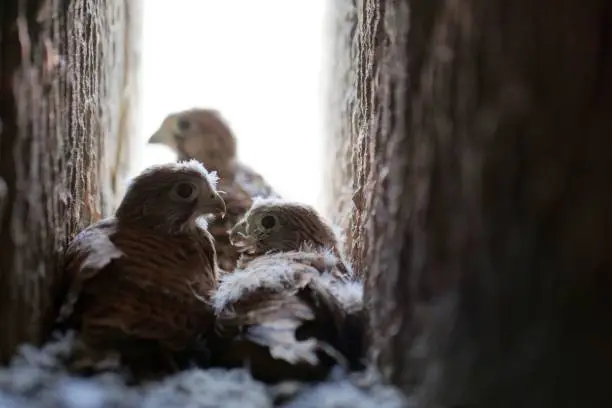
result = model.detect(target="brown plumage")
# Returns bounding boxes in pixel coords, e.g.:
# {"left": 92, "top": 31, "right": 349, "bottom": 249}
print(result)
{"left": 229, "top": 197, "right": 352, "bottom": 278}
{"left": 56, "top": 160, "right": 225, "bottom": 381}
{"left": 148, "top": 108, "right": 279, "bottom": 273}
{"left": 205, "top": 198, "right": 365, "bottom": 383}
{"left": 208, "top": 250, "right": 365, "bottom": 383}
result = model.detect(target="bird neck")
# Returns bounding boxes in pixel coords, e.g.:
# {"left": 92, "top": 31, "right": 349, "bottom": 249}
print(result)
{"left": 115, "top": 212, "right": 201, "bottom": 236}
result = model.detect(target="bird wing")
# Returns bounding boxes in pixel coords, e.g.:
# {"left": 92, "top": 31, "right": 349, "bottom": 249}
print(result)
{"left": 234, "top": 161, "right": 281, "bottom": 199}
{"left": 58, "top": 220, "right": 217, "bottom": 351}
{"left": 213, "top": 257, "right": 335, "bottom": 366}
{"left": 210, "top": 253, "right": 368, "bottom": 382}
{"left": 254, "top": 250, "right": 352, "bottom": 281}
{"left": 56, "top": 218, "right": 123, "bottom": 326}
{"left": 217, "top": 286, "right": 320, "bottom": 366}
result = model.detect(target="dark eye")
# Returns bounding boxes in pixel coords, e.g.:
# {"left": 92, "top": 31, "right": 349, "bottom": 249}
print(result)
{"left": 174, "top": 182, "right": 196, "bottom": 200}
{"left": 177, "top": 118, "right": 190, "bottom": 131}
{"left": 261, "top": 215, "right": 276, "bottom": 229}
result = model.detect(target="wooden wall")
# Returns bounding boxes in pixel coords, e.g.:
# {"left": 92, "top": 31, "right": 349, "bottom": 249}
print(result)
{"left": 329, "top": 0, "right": 612, "bottom": 406}
{"left": 0, "top": 0, "right": 141, "bottom": 362}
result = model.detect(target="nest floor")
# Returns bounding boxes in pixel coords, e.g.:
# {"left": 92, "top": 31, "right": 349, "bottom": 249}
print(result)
{"left": 0, "top": 335, "right": 409, "bottom": 408}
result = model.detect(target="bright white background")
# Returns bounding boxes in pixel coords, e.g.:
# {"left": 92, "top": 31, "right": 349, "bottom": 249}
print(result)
{"left": 133, "top": 1, "right": 328, "bottom": 212}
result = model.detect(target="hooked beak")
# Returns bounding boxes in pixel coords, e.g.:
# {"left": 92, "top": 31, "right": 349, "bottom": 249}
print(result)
{"left": 229, "top": 220, "right": 250, "bottom": 247}
{"left": 199, "top": 191, "right": 226, "bottom": 218}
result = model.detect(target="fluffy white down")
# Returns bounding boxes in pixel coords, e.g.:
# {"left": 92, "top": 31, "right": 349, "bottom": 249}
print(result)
{"left": 0, "top": 332, "right": 409, "bottom": 408}
{"left": 132, "top": 159, "right": 220, "bottom": 190}
{"left": 317, "top": 274, "right": 364, "bottom": 314}
{"left": 296, "top": 245, "right": 363, "bottom": 313}
{"left": 79, "top": 226, "right": 124, "bottom": 271}
{"left": 212, "top": 253, "right": 319, "bottom": 313}
{"left": 313, "top": 249, "right": 362, "bottom": 309}
{"left": 173, "top": 159, "right": 220, "bottom": 190}
{"left": 212, "top": 249, "right": 364, "bottom": 315}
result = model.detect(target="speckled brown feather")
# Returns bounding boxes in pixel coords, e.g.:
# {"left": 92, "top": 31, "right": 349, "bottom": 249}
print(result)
{"left": 56, "top": 160, "right": 224, "bottom": 380}
{"left": 207, "top": 256, "right": 333, "bottom": 382}
{"left": 206, "top": 250, "right": 366, "bottom": 383}
{"left": 148, "top": 109, "right": 280, "bottom": 273}
{"left": 57, "top": 219, "right": 218, "bottom": 380}
{"left": 208, "top": 198, "right": 366, "bottom": 381}
{"left": 61, "top": 219, "right": 216, "bottom": 346}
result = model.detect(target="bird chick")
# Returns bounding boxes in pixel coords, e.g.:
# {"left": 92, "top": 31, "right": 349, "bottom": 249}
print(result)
{"left": 56, "top": 160, "right": 225, "bottom": 382}
{"left": 204, "top": 199, "right": 366, "bottom": 383}
{"left": 229, "top": 197, "right": 352, "bottom": 278}
{"left": 207, "top": 250, "right": 366, "bottom": 383}
{"left": 148, "top": 108, "right": 279, "bottom": 273}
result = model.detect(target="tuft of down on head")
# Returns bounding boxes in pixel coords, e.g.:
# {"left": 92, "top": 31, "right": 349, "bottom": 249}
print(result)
{"left": 229, "top": 198, "right": 345, "bottom": 258}
{"left": 147, "top": 108, "right": 237, "bottom": 174}
{"left": 115, "top": 159, "right": 226, "bottom": 232}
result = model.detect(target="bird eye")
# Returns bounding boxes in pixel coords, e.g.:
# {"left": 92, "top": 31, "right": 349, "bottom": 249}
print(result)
{"left": 260, "top": 215, "right": 276, "bottom": 229}
{"left": 177, "top": 118, "right": 190, "bottom": 131}
{"left": 172, "top": 182, "right": 198, "bottom": 201}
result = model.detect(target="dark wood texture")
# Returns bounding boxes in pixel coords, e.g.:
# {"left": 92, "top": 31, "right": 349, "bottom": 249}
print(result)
{"left": 332, "top": 0, "right": 612, "bottom": 406}
{"left": 0, "top": 0, "right": 141, "bottom": 363}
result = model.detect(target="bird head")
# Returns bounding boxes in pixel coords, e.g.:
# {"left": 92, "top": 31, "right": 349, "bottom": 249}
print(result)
{"left": 228, "top": 198, "right": 340, "bottom": 255}
{"left": 116, "top": 160, "right": 226, "bottom": 233}
{"left": 148, "top": 108, "right": 237, "bottom": 176}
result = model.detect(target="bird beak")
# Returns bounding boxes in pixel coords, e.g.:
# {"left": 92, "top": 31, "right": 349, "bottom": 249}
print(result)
{"left": 148, "top": 130, "right": 165, "bottom": 145}
{"left": 147, "top": 118, "right": 175, "bottom": 148}
{"left": 148, "top": 129, "right": 175, "bottom": 148}
{"left": 200, "top": 191, "right": 226, "bottom": 218}
{"left": 229, "top": 220, "right": 250, "bottom": 247}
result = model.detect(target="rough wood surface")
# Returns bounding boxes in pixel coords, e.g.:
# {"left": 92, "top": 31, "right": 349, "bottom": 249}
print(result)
{"left": 0, "top": 0, "right": 141, "bottom": 362}
{"left": 322, "top": 0, "right": 358, "bottom": 245}
{"left": 337, "top": 0, "right": 612, "bottom": 406}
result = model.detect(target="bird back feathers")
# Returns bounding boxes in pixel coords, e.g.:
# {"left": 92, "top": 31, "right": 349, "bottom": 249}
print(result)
{"left": 56, "top": 216, "right": 219, "bottom": 381}
{"left": 207, "top": 250, "right": 366, "bottom": 382}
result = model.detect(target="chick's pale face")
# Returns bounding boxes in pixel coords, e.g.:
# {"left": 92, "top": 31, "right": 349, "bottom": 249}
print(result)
{"left": 117, "top": 162, "right": 226, "bottom": 231}
{"left": 244, "top": 207, "right": 285, "bottom": 248}
{"left": 230, "top": 203, "right": 335, "bottom": 253}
